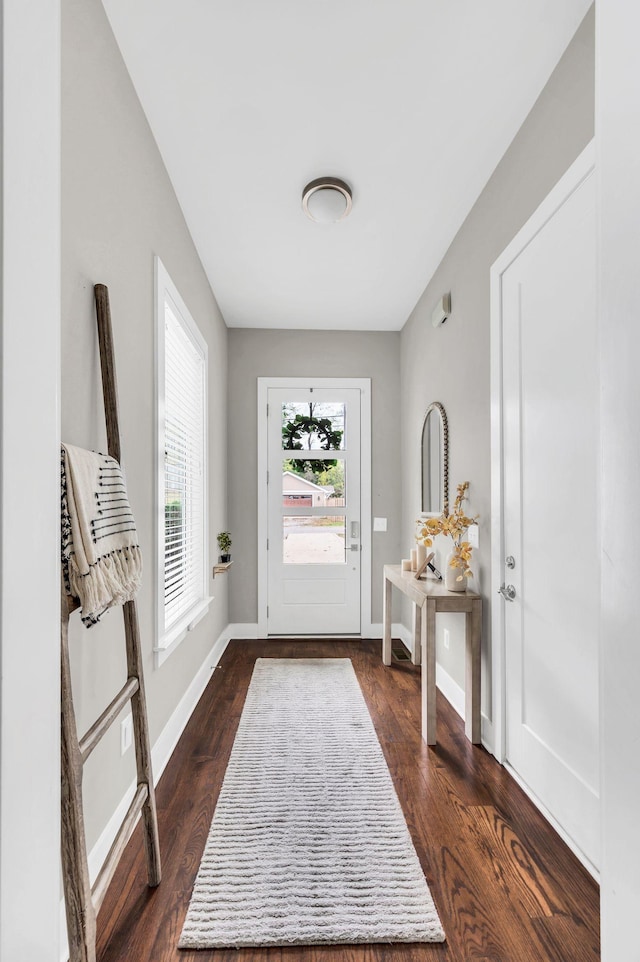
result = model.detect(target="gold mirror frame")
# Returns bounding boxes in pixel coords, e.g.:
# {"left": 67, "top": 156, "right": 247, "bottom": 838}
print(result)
{"left": 420, "top": 401, "right": 449, "bottom": 516}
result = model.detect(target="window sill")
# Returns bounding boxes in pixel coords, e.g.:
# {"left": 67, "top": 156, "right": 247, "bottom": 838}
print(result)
{"left": 154, "top": 596, "right": 214, "bottom": 668}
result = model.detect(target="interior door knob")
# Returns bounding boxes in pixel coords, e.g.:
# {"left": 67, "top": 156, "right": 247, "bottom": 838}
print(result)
{"left": 498, "top": 584, "right": 516, "bottom": 601}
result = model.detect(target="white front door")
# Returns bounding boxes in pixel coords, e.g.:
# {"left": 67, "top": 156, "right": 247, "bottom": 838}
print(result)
{"left": 265, "top": 386, "right": 362, "bottom": 635}
{"left": 495, "top": 146, "right": 599, "bottom": 869}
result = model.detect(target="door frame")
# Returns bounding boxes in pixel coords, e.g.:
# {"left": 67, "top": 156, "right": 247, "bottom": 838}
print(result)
{"left": 1, "top": 2, "right": 62, "bottom": 958}
{"left": 489, "top": 140, "right": 596, "bottom": 766}
{"left": 257, "top": 377, "right": 372, "bottom": 638}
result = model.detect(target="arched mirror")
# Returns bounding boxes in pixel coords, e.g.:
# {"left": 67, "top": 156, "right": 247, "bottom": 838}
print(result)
{"left": 421, "top": 402, "right": 449, "bottom": 515}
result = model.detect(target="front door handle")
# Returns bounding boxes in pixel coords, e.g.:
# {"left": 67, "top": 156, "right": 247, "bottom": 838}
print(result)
{"left": 498, "top": 583, "right": 516, "bottom": 602}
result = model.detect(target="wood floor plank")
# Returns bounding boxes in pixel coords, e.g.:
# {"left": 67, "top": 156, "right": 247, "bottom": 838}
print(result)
{"left": 471, "top": 768, "right": 600, "bottom": 939}
{"left": 389, "top": 753, "right": 552, "bottom": 962}
{"left": 466, "top": 806, "right": 565, "bottom": 919}
{"left": 95, "top": 640, "right": 599, "bottom": 962}
{"left": 531, "top": 915, "right": 600, "bottom": 962}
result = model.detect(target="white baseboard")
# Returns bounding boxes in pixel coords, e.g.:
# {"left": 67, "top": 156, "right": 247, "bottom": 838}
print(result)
{"left": 59, "top": 626, "right": 231, "bottom": 962}
{"left": 481, "top": 714, "right": 495, "bottom": 755}
{"left": 394, "top": 622, "right": 412, "bottom": 649}
{"left": 436, "top": 663, "right": 465, "bottom": 718}
{"left": 368, "top": 622, "right": 412, "bottom": 647}
{"left": 435, "top": 664, "right": 494, "bottom": 754}
{"left": 230, "top": 623, "right": 416, "bottom": 644}
{"left": 231, "top": 624, "right": 384, "bottom": 642}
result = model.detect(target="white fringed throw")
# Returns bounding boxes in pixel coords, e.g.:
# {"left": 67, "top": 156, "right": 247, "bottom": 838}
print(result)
{"left": 61, "top": 443, "right": 142, "bottom": 626}
{"left": 180, "top": 658, "right": 445, "bottom": 948}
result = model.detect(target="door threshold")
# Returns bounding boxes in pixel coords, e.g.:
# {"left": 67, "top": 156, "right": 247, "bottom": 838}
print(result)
{"left": 265, "top": 633, "right": 364, "bottom": 640}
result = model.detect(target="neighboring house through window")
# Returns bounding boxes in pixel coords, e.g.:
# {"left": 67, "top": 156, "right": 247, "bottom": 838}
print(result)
{"left": 155, "top": 257, "right": 208, "bottom": 664}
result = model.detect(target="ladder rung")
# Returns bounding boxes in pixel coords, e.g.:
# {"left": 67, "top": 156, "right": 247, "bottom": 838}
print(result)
{"left": 92, "top": 783, "right": 148, "bottom": 913}
{"left": 79, "top": 676, "right": 139, "bottom": 764}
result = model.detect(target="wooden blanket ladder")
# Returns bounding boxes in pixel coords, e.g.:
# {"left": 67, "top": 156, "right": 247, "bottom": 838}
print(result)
{"left": 61, "top": 284, "right": 161, "bottom": 962}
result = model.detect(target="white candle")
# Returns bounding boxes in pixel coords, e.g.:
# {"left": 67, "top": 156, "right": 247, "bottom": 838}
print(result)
{"left": 401, "top": 558, "right": 412, "bottom": 571}
{"left": 416, "top": 543, "right": 427, "bottom": 567}
{"left": 410, "top": 548, "right": 418, "bottom": 571}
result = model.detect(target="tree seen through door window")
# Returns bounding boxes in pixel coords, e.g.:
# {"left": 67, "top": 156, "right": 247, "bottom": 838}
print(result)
{"left": 281, "top": 401, "right": 344, "bottom": 482}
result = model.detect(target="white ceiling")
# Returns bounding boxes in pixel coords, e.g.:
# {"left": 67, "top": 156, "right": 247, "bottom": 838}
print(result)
{"left": 102, "top": 0, "right": 591, "bottom": 331}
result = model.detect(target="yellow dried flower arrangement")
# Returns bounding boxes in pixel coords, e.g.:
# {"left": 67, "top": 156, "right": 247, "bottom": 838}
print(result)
{"left": 417, "top": 481, "right": 478, "bottom": 582}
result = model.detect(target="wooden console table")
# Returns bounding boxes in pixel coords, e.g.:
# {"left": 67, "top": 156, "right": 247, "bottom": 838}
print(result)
{"left": 382, "top": 564, "right": 482, "bottom": 746}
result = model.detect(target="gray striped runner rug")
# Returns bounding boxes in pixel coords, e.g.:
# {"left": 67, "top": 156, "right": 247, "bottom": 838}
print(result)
{"left": 179, "top": 658, "right": 445, "bottom": 948}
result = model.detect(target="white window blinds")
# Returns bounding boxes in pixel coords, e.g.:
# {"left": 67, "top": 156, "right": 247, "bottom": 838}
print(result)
{"left": 158, "top": 256, "right": 208, "bottom": 649}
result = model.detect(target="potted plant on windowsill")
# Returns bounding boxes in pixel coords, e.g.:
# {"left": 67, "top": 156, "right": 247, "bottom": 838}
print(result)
{"left": 417, "top": 481, "right": 477, "bottom": 592}
{"left": 217, "top": 531, "right": 232, "bottom": 564}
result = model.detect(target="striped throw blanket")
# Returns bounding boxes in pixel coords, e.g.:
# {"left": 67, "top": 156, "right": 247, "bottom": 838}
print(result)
{"left": 61, "top": 443, "right": 142, "bottom": 626}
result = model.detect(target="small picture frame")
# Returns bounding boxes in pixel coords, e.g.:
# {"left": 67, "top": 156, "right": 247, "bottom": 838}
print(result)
{"left": 415, "top": 551, "right": 435, "bottom": 580}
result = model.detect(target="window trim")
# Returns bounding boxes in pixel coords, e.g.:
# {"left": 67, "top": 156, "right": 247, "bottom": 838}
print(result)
{"left": 154, "top": 256, "right": 210, "bottom": 667}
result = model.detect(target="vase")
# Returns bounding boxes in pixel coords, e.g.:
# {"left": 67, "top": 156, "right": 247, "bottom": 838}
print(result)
{"left": 445, "top": 550, "right": 467, "bottom": 592}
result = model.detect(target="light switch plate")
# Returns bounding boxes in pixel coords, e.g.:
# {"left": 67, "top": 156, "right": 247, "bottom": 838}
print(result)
{"left": 373, "top": 517, "right": 387, "bottom": 532}
{"left": 468, "top": 523, "right": 479, "bottom": 548}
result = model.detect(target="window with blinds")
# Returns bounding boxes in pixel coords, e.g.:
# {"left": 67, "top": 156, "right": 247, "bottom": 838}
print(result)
{"left": 156, "top": 258, "right": 208, "bottom": 656}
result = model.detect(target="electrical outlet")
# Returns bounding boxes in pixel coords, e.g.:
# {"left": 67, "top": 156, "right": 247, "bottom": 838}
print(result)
{"left": 120, "top": 714, "right": 133, "bottom": 756}
{"left": 443, "top": 628, "right": 450, "bottom": 650}
{"left": 468, "top": 523, "right": 479, "bottom": 548}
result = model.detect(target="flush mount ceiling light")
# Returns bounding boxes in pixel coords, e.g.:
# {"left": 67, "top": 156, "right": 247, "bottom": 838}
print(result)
{"left": 302, "top": 177, "right": 352, "bottom": 224}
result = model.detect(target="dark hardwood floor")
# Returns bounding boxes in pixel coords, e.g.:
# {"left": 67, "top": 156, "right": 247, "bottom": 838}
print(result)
{"left": 96, "top": 640, "right": 600, "bottom": 962}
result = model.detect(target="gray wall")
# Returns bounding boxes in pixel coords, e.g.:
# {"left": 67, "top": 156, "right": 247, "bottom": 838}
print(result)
{"left": 400, "top": 8, "right": 594, "bottom": 720}
{"left": 227, "top": 330, "right": 401, "bottom": 626}
{"left": 62, "top": 0, "right": 228, "bottom": 851}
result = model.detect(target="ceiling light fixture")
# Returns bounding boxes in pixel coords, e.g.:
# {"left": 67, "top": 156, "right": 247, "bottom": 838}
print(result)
{"left": 302, "top": 177, "right": 352, "bottom": 224}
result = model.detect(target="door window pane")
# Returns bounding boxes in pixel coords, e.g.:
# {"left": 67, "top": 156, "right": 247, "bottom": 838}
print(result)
{"left": 283, "top": 516, "right": 346, "bottom": 564}
{"left": 282, "top": 459, "right": 345, "bottom": 507}
{"left": 281, "top": 401, "right": 345, "bottom": 453}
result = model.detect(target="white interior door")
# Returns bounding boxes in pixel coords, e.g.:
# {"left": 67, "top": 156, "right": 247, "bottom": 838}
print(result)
{"left": 266, "top": 387, "right": 361, "bottom": 635}
{"left": 498, "top": 150, "right": 599, "bottom": 869}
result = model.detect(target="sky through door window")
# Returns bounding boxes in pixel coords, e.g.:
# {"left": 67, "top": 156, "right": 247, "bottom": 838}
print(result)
{"left": 156, "top": 258, "right": 208, "bottom": 660}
